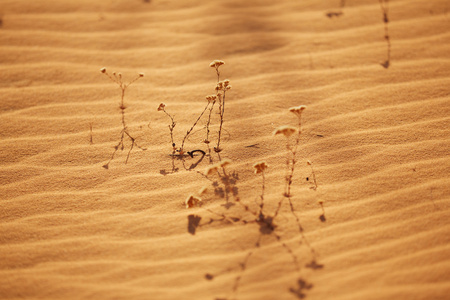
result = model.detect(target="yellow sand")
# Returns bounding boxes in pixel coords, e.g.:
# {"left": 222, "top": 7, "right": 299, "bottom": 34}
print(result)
{"left": 1, "top": 1, "right": 449, "bottom": 299}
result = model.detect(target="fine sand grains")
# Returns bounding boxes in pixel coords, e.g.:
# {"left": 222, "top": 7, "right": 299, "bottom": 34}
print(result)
{"left": 1, "top": 1, "right": 450, "bottom": 300}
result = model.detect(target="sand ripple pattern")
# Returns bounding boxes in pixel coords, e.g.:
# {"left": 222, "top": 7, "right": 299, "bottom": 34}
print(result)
{"left": 0, "top": 0, "right": 449, "bottom": 299}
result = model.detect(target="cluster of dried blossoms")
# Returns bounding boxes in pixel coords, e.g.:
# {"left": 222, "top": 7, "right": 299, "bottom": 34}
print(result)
{"left": 253, "top": 161, "right": 268, "bottom": 174}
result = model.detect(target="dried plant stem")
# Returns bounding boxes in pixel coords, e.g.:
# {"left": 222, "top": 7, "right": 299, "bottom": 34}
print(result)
{"left": 213, "top": 66, "right": 223, "bottom": 151}
{"left": 274, "top": 116, "right": 302, "bottom": 218}
{"left": 379, "top": 0, "right": 391, "bottom": 68}
{"left": 89, "top": 123, "right": 93, "bottom": 145}
{"left": 204, "top": 100, "right": 216, "bottom": 143}
{"left": 257, "top": 170, "right": 266, "bottom": 217}
{"left": 180, "top": 102, "right": 211, "bottom": 154}
{"left": 103, "top": 109, "right": 145, "bottom": 168}
{"left": 161, "top": 108, "right": 176, "bottom": 153}
{"left": 214, "top": 65, "right": 220, "bottom": 82}
{"left": 216, "top": 91, "right": 226, "bottom": 152}
{"left": 208, "top": 60, "right": 230, "bottom": 153}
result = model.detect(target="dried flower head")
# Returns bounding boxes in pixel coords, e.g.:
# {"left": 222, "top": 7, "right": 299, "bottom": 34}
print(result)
{"left": 100, "top": 67, "right": 106, "bottom": 73}
{"left": 289, "top": 105, "right": 306, "bottom": 116}
{"left": 253, "top": 161, "right": 268, "bottom": 174}
{"left": 206, "top": 95, "right": 217, "bottom": 102}
{"left": 210, "top": 60, "right": 225, "bottom": 68}
{"left": 273, "top": 125, "right": 298, "bottom": 137}
{"left": 215, "top": 81, "right": 224, "bottom": 91}
{"left": 307, "top": 160, "right": 312, "bottom": 166}
{"left": 185, "top": 195, "right": 202, "bottom": 209}
{"left": 139, "top": 73, "right": 144, "bottom": 77}
{"left": 157, "top": 103, "right": 166, "bottom": 111}
{"left": 223, "top": 79, "right": 231, "bottom": 90}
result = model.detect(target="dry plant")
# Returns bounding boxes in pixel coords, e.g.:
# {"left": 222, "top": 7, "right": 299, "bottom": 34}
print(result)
{"left": 272, "top": 106, "right": 320, "bottom": 266}
{"left": 157, "top": 103, "right": 176, "bottom": 155}
{"left": 157, "top": 98, "right": 212, "bottom": 158}
{"left": 379, "top": 0, "right": 391, "bottom": 68}
{"left": 186, "top": 106, "right": 324, "bottom": 299}
{"left": 89, "top": 123, "right": 94, "bottom": 145}
{"left": 210, "top": 60, "right": 232, "bottom": 152}
{"left": 273, "top": 106, "right": 306, "bottom": 218}
{"left": 100, "top": 68, "right": 146, "bottom": 169}
{"left": 157, "top": 60, "right": 231, "bottom": 163}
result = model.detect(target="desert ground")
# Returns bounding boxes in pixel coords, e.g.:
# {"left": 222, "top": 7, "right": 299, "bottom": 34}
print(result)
{"left": 1, "top": 0, "right": 449, "bottom": 299}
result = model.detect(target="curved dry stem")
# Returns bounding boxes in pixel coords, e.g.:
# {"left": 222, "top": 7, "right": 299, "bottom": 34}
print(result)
{"left": 180, "top": 102, "right": 211, "bottom": 154}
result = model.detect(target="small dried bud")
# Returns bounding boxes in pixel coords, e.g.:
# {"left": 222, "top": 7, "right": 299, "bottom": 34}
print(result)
{"left": 209, "top": 60, "right": 225, "bottom": 68}
{"left": 157, "top": 103, "right": 166, "bottom": 111}
{"left": 216, "top": 82, "right": 224, "bottom": 90}
{"left": 100, "top": 67, "right": 106, "bottom": 73}
{"left": 253, "top": 161, "right": 268, "bottom": 174}
{"left": 205, "top": 95, "right": 217, "bottom": 102}
{"left": 185, "top": 195, "right": 202, "bottom": 209}
{"left": 273, "top": 125, "right": 298, "bottom": 137}
{"left": 139, "top": 73, "right": 144, "bottom": 77}
{"left": 289, "top": 105, "right": 306, "bottom": 116}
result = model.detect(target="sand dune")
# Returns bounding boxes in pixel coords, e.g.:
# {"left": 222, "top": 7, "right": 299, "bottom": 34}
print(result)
{"left": 1, "top": 0, "right": 449, "bottom": 299}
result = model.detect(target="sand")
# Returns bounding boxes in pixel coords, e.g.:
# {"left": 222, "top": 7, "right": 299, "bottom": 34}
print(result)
{"left": 1, "top": 0, "right": 449, "bottom": 299}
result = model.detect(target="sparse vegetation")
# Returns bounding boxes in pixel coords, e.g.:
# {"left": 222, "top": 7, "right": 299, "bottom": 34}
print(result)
{"left": 98, "top": 61, "right": 324, "bottom": 300}
{"left": 185, "top": 105, "right": 324, "bottom": 300}
{"left": 100, "top": 68, "right": 146, "bottom": 169}
{"left": 158, "top": 60, "right": 231, "bottom": 161}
